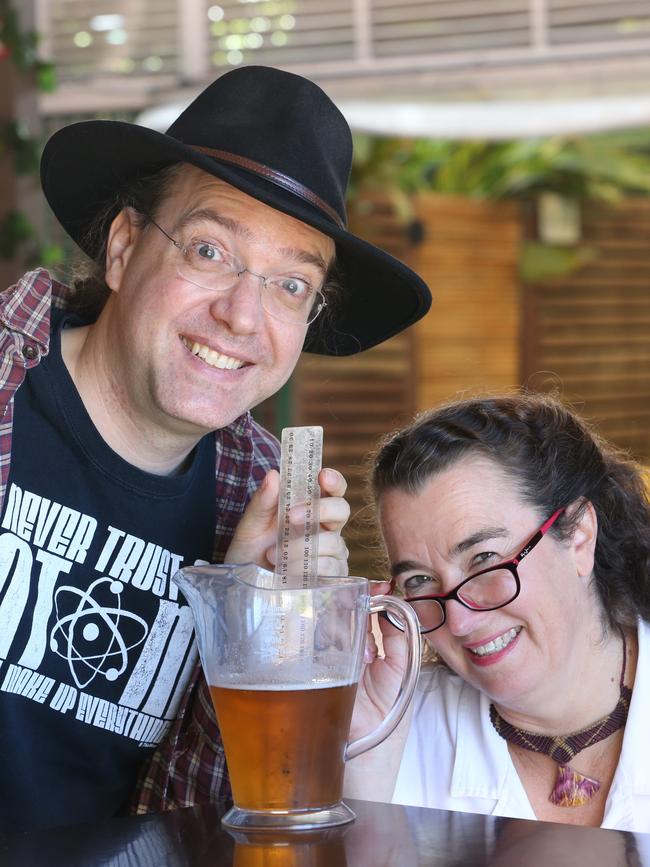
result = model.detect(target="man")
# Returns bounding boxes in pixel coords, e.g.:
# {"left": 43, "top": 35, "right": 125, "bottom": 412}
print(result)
{"left": 0, "top": 65, "right": 430, "bottom": 830}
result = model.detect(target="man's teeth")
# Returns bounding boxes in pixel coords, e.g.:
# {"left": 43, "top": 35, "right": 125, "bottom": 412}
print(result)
{"left": 470, "top": 627, "right": 520, "bottom": 657}
{"left": 182, "top": 337, "right": 244, "bottom": 370}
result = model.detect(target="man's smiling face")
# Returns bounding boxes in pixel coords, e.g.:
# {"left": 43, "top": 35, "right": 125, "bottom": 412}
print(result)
{"left": 101, "top": 165, "right": 335, "bottom": 439}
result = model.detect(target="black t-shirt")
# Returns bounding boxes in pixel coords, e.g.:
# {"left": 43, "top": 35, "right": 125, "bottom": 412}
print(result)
{"left": 0, "top": 313, "right": 216, "bottom": 831}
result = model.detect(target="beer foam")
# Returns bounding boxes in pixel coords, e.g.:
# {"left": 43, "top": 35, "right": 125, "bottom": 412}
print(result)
{"left": 212, "top": 677, "right": 356, "bottom": 691}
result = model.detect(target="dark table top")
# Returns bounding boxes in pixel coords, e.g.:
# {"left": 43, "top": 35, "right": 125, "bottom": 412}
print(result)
{"left": 1, "top": 798, "right": 648, "bottom": 867}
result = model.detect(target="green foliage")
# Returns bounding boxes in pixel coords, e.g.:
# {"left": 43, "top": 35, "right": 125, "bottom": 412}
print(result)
{"left": 36, "top": 243, "right": 64, "bottom": 267}
{"left": 0, "top": 120, "right": 40, "bottom": 173}
{"left": 0, "top": 1, "right": 61, "bottom": 267}
{"left": 0, "top": 210, "right": 33, "bottom": 258}
{"left": 351, "top": 130, "right": 650, "bottom": 282}
{"left": 519, "top": 242, "right": 598, "bottom": 282}
{"left": 0, "top": 0, "right": 56, "bottom": 90}
{"left": 351, "top": 133, "right": 650, "bottom": 202}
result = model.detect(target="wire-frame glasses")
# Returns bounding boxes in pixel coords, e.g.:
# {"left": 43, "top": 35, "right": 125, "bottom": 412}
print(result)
{"left": 147, "top": 215, "right": 327, "bottom": 326}
{"left": 385, "top": 508, "right": 565, "bottom": 634}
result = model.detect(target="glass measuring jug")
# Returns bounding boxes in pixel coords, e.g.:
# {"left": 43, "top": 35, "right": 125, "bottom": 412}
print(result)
{"left": 173, "top": 563, "right": 421, "bottom": 831}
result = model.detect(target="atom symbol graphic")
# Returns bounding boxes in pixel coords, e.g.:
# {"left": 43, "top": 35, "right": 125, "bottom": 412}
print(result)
{"left": 50, "top": 576, "right": 148, "bottom": 688}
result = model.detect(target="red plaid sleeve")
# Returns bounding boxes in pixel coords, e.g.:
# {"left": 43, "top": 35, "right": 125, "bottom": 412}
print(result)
{"left": 0, "top": 270, "right": 67, "bottom": 513}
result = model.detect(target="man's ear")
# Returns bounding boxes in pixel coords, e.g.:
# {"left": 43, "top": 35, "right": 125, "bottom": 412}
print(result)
{"left": 571, "top": 499, "right": 598, "bottom": 579}
{"left": 105, "top": 208, "right": 140, "bottom": 292}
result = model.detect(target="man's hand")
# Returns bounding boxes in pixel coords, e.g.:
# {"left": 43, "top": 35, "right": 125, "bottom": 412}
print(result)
{"left": 225, "top": 468, "right": 350, "bottom": 575}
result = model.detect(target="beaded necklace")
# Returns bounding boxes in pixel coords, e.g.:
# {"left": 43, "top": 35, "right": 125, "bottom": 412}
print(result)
{"left": 489, "top": 633, "right": 632, "bottom": 807}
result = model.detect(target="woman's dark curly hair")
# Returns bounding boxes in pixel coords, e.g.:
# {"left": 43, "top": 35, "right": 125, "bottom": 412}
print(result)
{"left": 371, "top": 392, "right": 650, "bottom": 631}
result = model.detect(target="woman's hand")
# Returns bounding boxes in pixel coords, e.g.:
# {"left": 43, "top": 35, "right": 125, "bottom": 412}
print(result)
{"left": 344, "top": 580, "right": 416, "bottom": 801}
{"left": 350, "top": 580, "right": 412, "bottom": 737}
{"left": 225, "top": 468, "right": 350, "bottom": 575}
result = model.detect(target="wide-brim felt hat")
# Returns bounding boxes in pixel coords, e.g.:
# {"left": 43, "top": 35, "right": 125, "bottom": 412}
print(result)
{"left": 40, "top": 65, "right": 431, "bottom": 355}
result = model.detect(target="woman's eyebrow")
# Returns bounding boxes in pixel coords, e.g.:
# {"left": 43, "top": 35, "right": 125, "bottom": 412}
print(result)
{"left": 390, "top": 528, "right": 509, "bottom": 577}
{"left": 391, "top": 559, "right": 430, "bottom": 578}
{"left": 450, "top": 527, "right": 508, "bottom": 558}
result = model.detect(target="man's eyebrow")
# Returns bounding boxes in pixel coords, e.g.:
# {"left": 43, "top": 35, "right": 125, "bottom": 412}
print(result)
{"left": 173, "top": 208, "right": 252, "bottom": 239}
{"left": 277, "top": 246, "right": 330, "bottom": 274}
{"left": 173, "top": 209, "right": 331, "bottom": 273}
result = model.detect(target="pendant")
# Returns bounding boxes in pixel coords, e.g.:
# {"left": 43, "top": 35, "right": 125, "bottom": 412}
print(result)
{"left": 549, "top": 763, "right": 601, "bottom": 807}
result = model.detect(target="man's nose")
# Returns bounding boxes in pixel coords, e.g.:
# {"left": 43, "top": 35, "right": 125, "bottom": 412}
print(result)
{"left": 209, "top": 270, "right": 265, "bottom": 333}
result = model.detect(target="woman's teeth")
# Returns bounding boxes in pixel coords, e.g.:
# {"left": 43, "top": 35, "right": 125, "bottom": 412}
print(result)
{"left": 470, "top": 627, "right": 521, "bottom": 657}
{"left": 181, "top": 337, "right": 244, "bottom": 370}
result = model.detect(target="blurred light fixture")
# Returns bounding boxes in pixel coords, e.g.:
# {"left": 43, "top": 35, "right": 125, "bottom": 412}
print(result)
{"left": 341, "top": 96, "right": 650, "bottom": 139}
{"left": 90, "top": 14, "right": 124, "bottom": 31}
{"left": 105, "top": 29, "right": 127, "bottom": 45}
{"left": 537, "top": 193, "right": 582, "bottom": 245}
{"left": 143, "top": 55, "right": 163, "bottom": 72}
{"left": 73, "top": 31, "right": 92, "bottom": 48}
{"left": 136, "top": 95, "right": 650, "bottom": 141}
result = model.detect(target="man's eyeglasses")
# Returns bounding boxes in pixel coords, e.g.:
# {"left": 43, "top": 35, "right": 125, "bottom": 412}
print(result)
{"left": 147, "top": 215, "right": 327, "bottom": 326}
{"left": 385, "top": 508, "right": 565, "bottom": 635}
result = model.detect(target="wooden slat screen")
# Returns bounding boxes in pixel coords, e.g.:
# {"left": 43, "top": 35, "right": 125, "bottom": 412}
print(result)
{"left": 411, "top": 194, "right": 522, "bottom": 411}
{"left": 44, "top": 1, "right": 650, "bottom": 88}
{"left": 549, "top": 0, "right": 650, "bottom": 46}
{"left": 371, "top": 0, "right": 532, "bottom": 58}
{"left": 289, "top": 193, "right": 419, "bottom": 579}
{"left": 522, "top": 199, "right": 650, "bottom": 463}
{"left": 208, "top": 0, "right": 356, "bottom": 69}
{"left": 46, "top": 0, "right": 179, "bottom": 81}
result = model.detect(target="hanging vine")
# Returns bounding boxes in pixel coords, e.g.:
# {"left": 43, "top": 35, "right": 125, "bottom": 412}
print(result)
{"left": 0, "top": 0, "right": 60, "bottom": 265}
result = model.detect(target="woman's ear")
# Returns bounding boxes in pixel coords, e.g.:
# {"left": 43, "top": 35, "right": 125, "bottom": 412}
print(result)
{"left": 571, "top": 500, "right": 598, "bottom": 578}
{"left": 105, "top": 208, "right": 140, "bottom": 292}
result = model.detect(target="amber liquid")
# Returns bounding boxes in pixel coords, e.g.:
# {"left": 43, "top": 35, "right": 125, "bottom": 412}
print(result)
{"left": 210, "top": 682, "right": 358, "bottom": 811}
{"left": 233, "top": 835, "right": 347, "bottom": 867}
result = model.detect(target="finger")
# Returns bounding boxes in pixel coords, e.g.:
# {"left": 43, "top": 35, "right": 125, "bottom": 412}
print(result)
{"left": 318, "top": 468, "right": 347, "bottom": 498}
{"left": 368, "top": 579, "right": 392, "bottom": 597}
{"left": 319, "top": 496, "right": 350, "bottom": 532}
{"left": 378, "top": 610, "right": 410, "bottom": 646}
{"left": 226, "top": 470, "right": 279, "bottom": 564}
{"left": 316, "top": 532, "right": 349, "bottom": 576}
{"left": 310, "top": 531, "right": 348, "bottom": 559}
{"left": 364, "top": 629, "right": 379, "bottom": 664}
{"left": 291, "top": 496, "right": 350, "bottom": 533}
{"left": 236, "top": 469, "right": 279, "bottom": 537}
{"left": 314, "top": 555, "right": 348, "bottom": 577}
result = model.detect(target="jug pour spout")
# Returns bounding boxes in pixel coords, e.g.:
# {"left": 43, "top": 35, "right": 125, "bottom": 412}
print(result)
{"left": 171, "top": 563, "right": 280, "bottom": 605}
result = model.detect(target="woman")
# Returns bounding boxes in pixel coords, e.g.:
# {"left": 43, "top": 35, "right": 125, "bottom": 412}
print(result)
{"left": 344, "top": 393, "right": 650, "bottom": 832}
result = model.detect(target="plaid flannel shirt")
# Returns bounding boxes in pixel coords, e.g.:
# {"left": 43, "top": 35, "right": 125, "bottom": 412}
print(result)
{"left": 0, "top": 269, "right": 281, "bottom": 815}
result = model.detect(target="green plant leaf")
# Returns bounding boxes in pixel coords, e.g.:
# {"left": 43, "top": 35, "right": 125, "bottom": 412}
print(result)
{"left": 0, "top": 209, "right": 35, "bottom": 259}
{"left": 518, "top": 242, "right": 598, "bottom": 282}
{"left": 37, "top": 61, "right": 57, "bottom": 92}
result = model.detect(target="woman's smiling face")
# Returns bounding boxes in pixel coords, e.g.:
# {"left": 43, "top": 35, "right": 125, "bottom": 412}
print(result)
{"left": 377, "top": 455, "right": 601, "bottom": 712}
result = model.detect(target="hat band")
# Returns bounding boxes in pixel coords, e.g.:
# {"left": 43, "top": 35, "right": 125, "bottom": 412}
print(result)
{"left": 189, "top": 145, "right": 345, "bottom": 229}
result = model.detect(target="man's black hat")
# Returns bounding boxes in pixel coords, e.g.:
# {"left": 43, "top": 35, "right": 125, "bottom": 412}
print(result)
{"left": 40, "top": 65, "right": 431, "bottom": 355}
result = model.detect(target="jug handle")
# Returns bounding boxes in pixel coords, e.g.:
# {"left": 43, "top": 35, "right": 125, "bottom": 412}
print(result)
{"left": 345, "top": 595, "right": 421, "bottom": 761}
